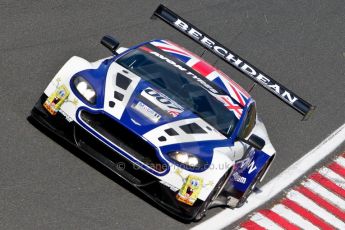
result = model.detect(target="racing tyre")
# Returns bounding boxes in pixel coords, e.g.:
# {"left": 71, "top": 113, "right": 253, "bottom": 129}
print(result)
{"left": 194, "top": 169, "right": 231, "bottom": 221}
{"left": 236, "top": 160, "right": 269, "bottom": 208}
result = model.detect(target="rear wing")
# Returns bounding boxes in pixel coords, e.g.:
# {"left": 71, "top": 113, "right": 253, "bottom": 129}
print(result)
{"left": 151, "top": 4, "right": 315, "bottom": 120}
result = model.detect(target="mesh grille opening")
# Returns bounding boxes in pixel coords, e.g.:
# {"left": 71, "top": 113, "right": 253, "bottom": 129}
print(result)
{"left": 80, "top": 110, "right": 165, "bottom": 172}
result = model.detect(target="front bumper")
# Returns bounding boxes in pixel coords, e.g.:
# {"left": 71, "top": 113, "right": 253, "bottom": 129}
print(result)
{"left": 30, "top": 94, "right": 205, "bottom": 221}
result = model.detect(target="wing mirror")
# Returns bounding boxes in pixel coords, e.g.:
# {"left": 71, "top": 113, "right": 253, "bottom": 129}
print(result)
{"left": 101, "top": 35, "right": 120, "bottom": 55}
{"left": 240, "top": 134, "right": 265, "bottom": 150}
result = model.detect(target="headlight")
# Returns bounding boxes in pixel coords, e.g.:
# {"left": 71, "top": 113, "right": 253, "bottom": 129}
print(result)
{"left": 73, "top": 76, "right": 96, "bottom": 104}
{"left": 169, "top": 151, "right": 203, "bottom": 168}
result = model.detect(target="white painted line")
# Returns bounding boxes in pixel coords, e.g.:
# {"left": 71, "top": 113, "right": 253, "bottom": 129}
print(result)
{"left": 286, "top": 190, "right": 345, "bottom": 229}
{"left": 302, "top": 179, "right": 345, "bottom": 210}
{"left": 249, "top": 212, "right": 284, "bottom": 230}
{"left": 318, "top": 167, "right": 345, "bottom": 189}
{"left": 191, "top": 123, "right": 345, "bottom": 230}
{"left": 335, "top": 156, "right": 345, "bottom": 168}
{"left": 270, "top": 204, "right": 319, "bottom": 230}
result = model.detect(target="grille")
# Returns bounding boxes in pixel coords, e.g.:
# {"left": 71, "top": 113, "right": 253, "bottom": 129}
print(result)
{"left": 79, "top": 110, "right": 165, "bottom": 172}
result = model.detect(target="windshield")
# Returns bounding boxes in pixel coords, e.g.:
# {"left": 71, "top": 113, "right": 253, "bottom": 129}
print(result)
{"left": 116, "top": 45, "right": 241, "bottom": 136}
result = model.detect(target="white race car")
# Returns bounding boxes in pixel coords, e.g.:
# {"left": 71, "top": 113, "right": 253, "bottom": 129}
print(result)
{"left": 30, "top": 4, "right": 314, "bottom": 221}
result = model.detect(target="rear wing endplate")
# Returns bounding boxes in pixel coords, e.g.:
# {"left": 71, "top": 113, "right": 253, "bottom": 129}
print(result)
{"left": 151, "top": 4, "right": 315, "bottom": 120}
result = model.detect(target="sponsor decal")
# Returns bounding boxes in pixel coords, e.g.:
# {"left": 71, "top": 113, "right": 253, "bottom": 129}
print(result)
{"left": 247, "top": 161, "right": 257, "bottom": 174}
{"left": 43, "top": 84, "right": 70, "bottom": 115}
{"left": 174, "top": 169, "right": 213, "bottom": 206}
{"left": 140, "top": 87, "right": 184, "bottom": 117}
{"left": 232, "top": 172, "right": 247, "bottom": 184}
{"left": 43, "top": 78, "right": 77, "bottom": 120}
{"left": 232, "top": 150, "right": 270, "bottom": 192}
{"left": 172, "top": 18, "right": 298, "bottom": 105}
{"left": 176, "top": 175, "right": 204, "bottom": 206}
{"left": 239, "top": 153, "right": 257, "bottom": 174}
{"left": 133, "top": 101, "right": 161, "bottom": 123}
{"left": 153, "top": 5, "right": 314, "bottom": 118}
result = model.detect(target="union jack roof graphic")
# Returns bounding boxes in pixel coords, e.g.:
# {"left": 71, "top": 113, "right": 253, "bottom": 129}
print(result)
{"left": 151, "top": 39, "right": 251, "bottom": 118}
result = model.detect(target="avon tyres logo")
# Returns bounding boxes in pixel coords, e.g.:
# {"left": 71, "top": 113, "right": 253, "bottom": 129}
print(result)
{"left": 141, "top": 87, "right": 184, "bottom": 117}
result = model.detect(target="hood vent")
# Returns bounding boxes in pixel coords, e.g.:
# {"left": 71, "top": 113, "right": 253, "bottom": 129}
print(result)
{"left": 180, "top": 123, "right": 207, "bottom": 134}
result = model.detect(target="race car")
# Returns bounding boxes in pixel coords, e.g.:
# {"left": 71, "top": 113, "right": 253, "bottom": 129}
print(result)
{"left": 30, "top": 5, "right": 314, "bottom": 221}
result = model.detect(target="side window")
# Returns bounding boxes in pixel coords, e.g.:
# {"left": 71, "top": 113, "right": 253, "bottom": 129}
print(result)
{"left": 240, "top": 103, "right": 256, "bottom": 138}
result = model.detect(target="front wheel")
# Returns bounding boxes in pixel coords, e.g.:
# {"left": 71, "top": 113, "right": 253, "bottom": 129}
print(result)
{"left": 194, "top": 169, "right": 232, "bottom": 221}
{"left": 236, "top": 161, "right": 269, "bottom": 208}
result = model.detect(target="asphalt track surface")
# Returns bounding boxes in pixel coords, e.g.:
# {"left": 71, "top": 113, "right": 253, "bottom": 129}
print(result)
{"left": 1, "top": 1, "right": 344, "bottom": 229}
